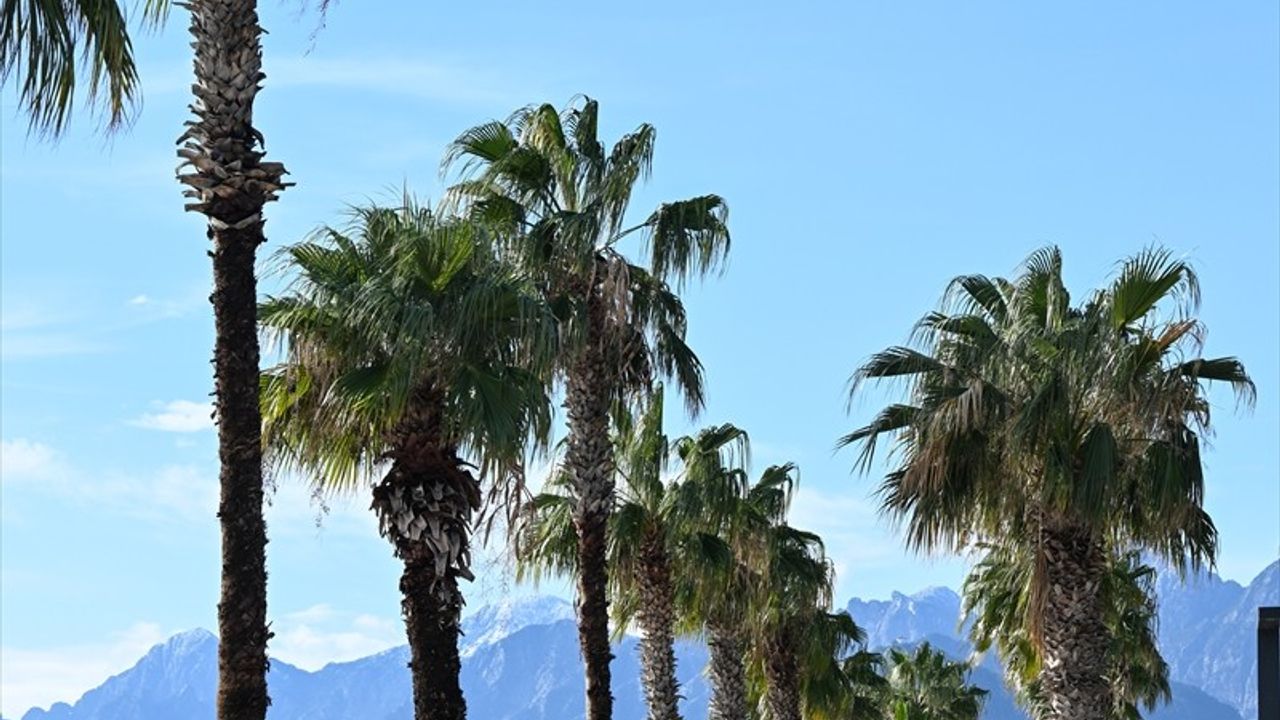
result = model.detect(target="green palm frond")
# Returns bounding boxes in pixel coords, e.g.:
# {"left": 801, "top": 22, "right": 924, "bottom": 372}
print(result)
{"left": 260, "top": 195, "right": 556, "bottom": 499}
{"left": 514, "top": 472, "right": 579, "bottom": 584}
{"left": 1108, "top": 246, "right": 1200, "bottom": 330}
{"left": 945, "top": 274, "right": 1011, "bottom": 324}
{"left": 1, "top": 0, "right": 150, "bottom": 135}
{"left": 638, "top": 195, "right": 731, "bottom": 285}
{"left": 443, "top": 97, "right": 731, "bottom": 417}
{"left": 882, "top": 643, "right": 987, "bottom": 720}
{"left": 843, "top": 245, "right": 1251, "bottom": 565}
{"left": 964, "top": 544, "right": 1169, "bottom": 719}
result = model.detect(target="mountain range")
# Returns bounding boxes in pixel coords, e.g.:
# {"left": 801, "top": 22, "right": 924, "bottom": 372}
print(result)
{"left": 13, "top": 560, "right": 1276, "bottom": 720}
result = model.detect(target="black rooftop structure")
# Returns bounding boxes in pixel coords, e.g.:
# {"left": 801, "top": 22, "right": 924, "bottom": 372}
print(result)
{"left": 1261, "top": 607, "right": 1279, "bottom": 720}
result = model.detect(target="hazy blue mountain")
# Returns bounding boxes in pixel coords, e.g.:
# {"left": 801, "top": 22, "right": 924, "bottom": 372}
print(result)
{"left": 842, "top": 560, "right": 1280, "bottom": 720}
{"left": 847, "top": 586, "right": 968, "bottom": 649}
{"left": 17, "top": 561, "right": 1275, "bottom": 720}
{"left": 1155, "top": 560, "right": 1279, "bottom": 720}
{"left": 17, "top": 597, "right": 708, "bottom": 720}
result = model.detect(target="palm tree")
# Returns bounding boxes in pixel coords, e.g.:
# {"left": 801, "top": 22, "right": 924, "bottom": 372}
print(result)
{"left": 609, "top": 400, "right": 753, "bottom": 720}
{"left": 446, "top": 97, "right": 731, "bottom": 720}
{"left": 259, "top": 200, "right": 553, "bottom": 720}
{"left": 175, "top": 0, "right": 288, "bottom": 715}
{"left": 805, "top": 647, "right": 890, "bottom": 720}
{"left": 842, "top": 247, "right": 1254, "bottom": 720}
{"left": 517, "top": 392, "right": 749, "bottom": 720}
{"left": 964, "top": 545, "right": 1171, "bottom": 720}
{"left": 791, "top": 611, "right": 878, "bottom": 720}
{"left": 745, "top": 513, "right": 839, "bottom": 720}
{"left": 0, "top": 0, "right": 159, "bottom": 134}
{"left": 881, "top": 643, "right": 986, "bottom": 720}
{"left": 693, "top": 462, "right": 798, "bottom": 720}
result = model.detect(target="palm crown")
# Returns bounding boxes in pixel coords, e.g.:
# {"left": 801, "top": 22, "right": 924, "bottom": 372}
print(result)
{"left": 842, "top": 246, "right": 1254, "bottom": 566}
{"left": 881, "top": 643, "right": 987, "bottom": 720}
{"left": 259, "top": 199, "right": 554, "bottom": 509}
{"left": 443, "top": 96, "right": 731, "bottom": 411}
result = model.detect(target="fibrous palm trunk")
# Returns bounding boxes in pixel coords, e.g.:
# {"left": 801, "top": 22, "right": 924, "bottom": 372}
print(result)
{"left": 706, "top": 619, "right": 748, "bottom": 720}
{"left": 1038, "top": 520, "right": 1112, "bottom": 720}
{"left": 372, "top": 392, "right": 480, "bottom": 720}
{"left": 637, "top": 532, "right": 681, "bottom": 720}
{"left": 178, "top": 0, "right": 286, "bottom": 717}
{"left": 763, "top": 628, "right": 803, "bottom": 720}
{"left": 564, "top": 298, "right": 616, "bottom": 720}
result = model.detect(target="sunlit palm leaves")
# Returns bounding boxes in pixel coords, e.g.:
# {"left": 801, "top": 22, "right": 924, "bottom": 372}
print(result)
{"left": 881, "top": 643, "right": 987, "bottom": 720}
{"left": 964, "top": 545, "right": 1170, "bottom": 720}
{"left": 843, "top": 244, "right": 1253, "bottom": 572}
{"left": 843, "top": 245, "right": 1251, "bottom": 718}
{"left": 260, "top": 199, "right": 554, "bottom": 494}
{"left": 443, "top": 96, "right": 731, "bottom": 413}
{"left": 0, "top": 0, "right": 162, "bottom": 134}
{"left": 515, "top": 392, "right": 752, "bottom": 720}
{"left": 447, "top": 97, "right": 732, "bottom": 720}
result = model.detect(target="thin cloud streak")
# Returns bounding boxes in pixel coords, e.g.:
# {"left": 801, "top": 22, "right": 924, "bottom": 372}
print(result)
{"left": 0, "top": 622, "right": 170, "bottom": 717}
{"left": 130, "top": 400, "right": 215, "bottom": 433}
{"left": 144, "top": 55, "right": 545, "bottom": 109}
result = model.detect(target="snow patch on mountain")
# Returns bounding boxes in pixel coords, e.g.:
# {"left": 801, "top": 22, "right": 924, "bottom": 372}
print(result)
{"left": 460, "top": 594, "right": 574, "bottom": 656}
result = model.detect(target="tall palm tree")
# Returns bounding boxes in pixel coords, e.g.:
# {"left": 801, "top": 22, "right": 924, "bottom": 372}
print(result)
{"left": 791, "top": 610, "right": 875, "bottom": 720}
{"left": 881, "top": 643, "right": 987, "bottom": 720}
{"left": 745, "top": 514, "right": 839, "bottom": 720}
{"left": 609, "top": 400, "right": 752, "bottom": 720}
{"left": 446, "top": 97, "right": 731, "bottom": 720}
{"left": 0, "top": 0, "right": 158, "bottom": 134}
{"left": 693, "top": 462, "right": 797, "bottom": 720}
{"left": 804, "top": 647, "right": 890, "bottom": 720}
{"left": 259, "top": 200, "right": 553, "bottom": 720}
{"left": 517, "top": 392, "right": 749, "bottom": 720}
{"left": 964, "top": 545, "right": 1171, "bottom": 720}
{"left": 176, "top": 0, "right": 288, "bottom": 715}
{"left": 842, "top": 247, "right": 1254, "bottom": 720}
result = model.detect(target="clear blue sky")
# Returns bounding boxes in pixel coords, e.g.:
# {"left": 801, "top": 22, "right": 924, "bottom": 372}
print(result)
{"left": 2, "top": 1, "right": 1277, "bottom": 714}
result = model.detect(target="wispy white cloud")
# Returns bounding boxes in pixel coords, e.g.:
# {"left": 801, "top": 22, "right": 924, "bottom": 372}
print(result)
{"left": 0, "top": 287, "right": 202, "bottom": 362}
{"left": 130, "top": 400, "right": 215, "bottom": 433}
{"left": 0, "top": 437, "right": 218, "bottom": 522}
{"left": 144, "top": 55, "right": 542, "bottom": 109}
{"left": 121, "top": 287, "right": 206, "bottom": 323}
{"left": 271, "top": 605, "right": 401, "bottom": 671}
{"left": 0, "top": 622, "right": 169, "bottom": 717}
{"left": 0, "top": 330, "right": 106, "bottom": 360}
{"left": 0, "top": 305, "right": 72, "bottom": 332}
{"left": 0, "top": 438, "right": 65, "bottom": 481}
{"left": 0, "top": 152, "right": 177, "bottom": 193}
{"left": 788, "top": 486, "right": 897, "bottom": 594}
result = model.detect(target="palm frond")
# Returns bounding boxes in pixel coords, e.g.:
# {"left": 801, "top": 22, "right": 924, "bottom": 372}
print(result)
{"left": 1108, "top": 246, "right": 1200, "bottom": 329}
{"left": 1, "top": 0, "right": 144, "bottom": 135}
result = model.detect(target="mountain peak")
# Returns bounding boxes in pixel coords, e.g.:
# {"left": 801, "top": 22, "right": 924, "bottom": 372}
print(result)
{"left": 154, "top": 628, "right": 216, "bottom": 658}
{"left": 461, "top": 595, "right": 575, "bottom": 655}
{"left": 170, "top": 628, "right": 215, "bottom": 644}
{"left": 910, "top": 586, "right": 960, "bottom": 604}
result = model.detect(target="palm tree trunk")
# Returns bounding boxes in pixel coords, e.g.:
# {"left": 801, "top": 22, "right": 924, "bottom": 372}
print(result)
{"left": 763, "top": 627, "right": 802, "bottom": 720}
{"left": 210, "top": 223, "right": 272, "bottom": 720}
{"left": 400, "top": 546, "right": 466, "bottom": 720}
{"left": 706, "top": 620, "right": 748, "bottom": 720}
{"left": 1038, "top": 521, "right": 1112, "bottom": 720}
{"left": 372, "top": 392, "right": 481, "bottom": 720}
{"left": 637, "top": 532, "right": 681, "bottom": 720}
{"left": 564, "top": 310, "right": 616, "bottom": 720}
{"left": 178, "top": 0, "right": 287, "bottom": 717}
{"left": 565, "top": 340, "right": 614, "bottom": 717}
